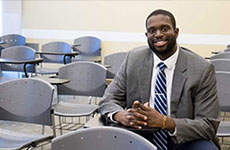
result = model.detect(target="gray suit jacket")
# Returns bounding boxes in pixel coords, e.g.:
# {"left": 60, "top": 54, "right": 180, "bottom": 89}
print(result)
{"left": 98, "top": 46, "right": 220, "bottom": 146}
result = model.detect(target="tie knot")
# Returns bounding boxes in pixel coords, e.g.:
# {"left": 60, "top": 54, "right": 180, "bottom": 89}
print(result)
{"left": 158, "top": 62, "right": 167, "bottom": 71}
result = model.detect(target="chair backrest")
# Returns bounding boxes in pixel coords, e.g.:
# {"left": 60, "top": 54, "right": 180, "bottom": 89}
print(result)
{"left": 1, "top": 46, "right": 36, "bottom": 73}
{"left": 73, "top": 36, "right": 101, "bottom": 55}
{"left": 41, "top": 41, "right": 72, "bottom": 64}
{"left": 210, "top": 52, "right": 230, "bottom": 60}
{"left": 215, "top": 71, "right": 230, "bottom": 112}
{"left": 0, "top": 34, "right": 26, "bottom": 56}
{"left": 224, "top": 48, "right": 230, "bottom": 52}
{"left": 0, "top": 34, "right": 26, "bottom": 49}
{"left": 210, "top": 59, "right": 230, "bottom": 72}
{"left": 51, "top": 126, "right": 157, "bottom": 150}
{"left": 57, "top": 61, "right": 106, "bottom": 97}
{"left": 0, "top": 78, "right": 55, "bottom": 125}
{"left": 73, "top": 36, "right": 101, "bottom": 61}
{"left": 104, "top": 52, "right": 127, "bottom": 78}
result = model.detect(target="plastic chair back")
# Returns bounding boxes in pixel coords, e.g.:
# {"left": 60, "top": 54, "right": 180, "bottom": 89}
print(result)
{"left": 104, "top": 52, "right": 127, "bottom": 78}
{"left": 210, "top": 59, "right": 230, "bottom": 72}
{"left": 215, "top": 71, "right": 230, "bottom": 112}
{"left": 41, "top": 41, "right": 72, "bottom": 64}
{"left": 0, "top": 34, "right": 25, "bottom": 48}
{"left": 57, "top": 61, "right": 106, "bottom": 97}
{"left": 51, "top": 126, "right": 157, "bottom": 150}
{"left": 73, "top": 36, "right": 101, "bottom": 62}
{"left": 0, "top": 78, "right": 55, "bottom": 125}
{"left": 210, "top": 52, "right": 230, "bottom": 60}
{"left": 1, "top": 46, "right": 36, "bottom": 73}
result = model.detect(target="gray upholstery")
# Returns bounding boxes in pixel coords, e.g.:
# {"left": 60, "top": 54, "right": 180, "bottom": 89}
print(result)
{"left": 0, "top": 34, "right": 26, "bottom": 56}
{"left": 104, "top": 52, "right": 127, "bottom": 79}
{"left": 215, "top": 71, "right": 230, "bottom": 137}
{"left": 0, "top": 78, "right": 55, "bottom": 149}
{"left": 51, "top": 126, "right": 157, "bottom": 150}
{"left": 210, "top": 59, "right": 230, "bottom": 72}
{"left": 72, "top": 36, "right": 101, "bottom": 62}
{"left": 54, "top": 61, "right": 107, "bottom": 133}
{"left": 1, "top": 46, "right": 36, "bottom": 74}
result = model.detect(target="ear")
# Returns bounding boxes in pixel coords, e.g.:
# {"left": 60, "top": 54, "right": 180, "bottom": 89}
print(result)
{"left": 175, "top": 28, "right": 179, "bottom": 38}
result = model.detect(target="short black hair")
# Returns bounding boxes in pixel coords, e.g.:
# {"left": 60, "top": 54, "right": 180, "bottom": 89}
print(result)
{"left": 146, "top": 9, "right": 176, "bottom": 29}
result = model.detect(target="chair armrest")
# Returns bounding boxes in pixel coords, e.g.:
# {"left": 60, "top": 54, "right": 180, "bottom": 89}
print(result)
{"left": 72, "top": 44, "right": 81, "bottom": 51}
{"left": 211, "top": 51, "right": 221, "bottom": 54}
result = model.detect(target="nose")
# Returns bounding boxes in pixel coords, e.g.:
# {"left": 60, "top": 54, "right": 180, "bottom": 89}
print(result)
{"left": 155, "top": 30, "right": 163, "bottom": 39}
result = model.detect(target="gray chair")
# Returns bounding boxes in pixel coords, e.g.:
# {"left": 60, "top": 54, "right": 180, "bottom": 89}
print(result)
{"left": 51, "top": 126, "right": 157, "bottom": 150}
{"left": 215, "top": 71, "right": 230, "bottom": 145}
{"left": 104, "top": 52, "right": 127, "bottom": 79}
{"left": 210, "top": 48, "right": 230, "bottom": 55}
{"left": 54, "top": 61, "right": 107, "bottom": 134}
{"left": 1, "top": 46, "right": 36, "bottom": 78}
{"left": 210, "top": 52, "right": 230, "bottom": 60}
{"left": 210, "top": 59, "right": 230, "bottom": 72}
{"left": 25, "top": 42, "right": 39, "bottom": 51}
{"left": 37, "top": 41, "right": 73, "bottom": 75}
{"left": 72, "top": 36, "right": 101, "bottom": 62}
{"left": 0, "top": 78, "right": 55, "bottom": 149}
{"left": 0, "top": 34, "right": 26, "bottom": 56}
{"left": 224, "top": 48, "right": 230, "bottom": 52}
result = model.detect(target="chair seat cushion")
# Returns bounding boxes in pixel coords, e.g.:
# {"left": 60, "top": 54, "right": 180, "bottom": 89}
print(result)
{"left": 54, "top": 102, "right": 98, "bottom": 117}
{"left": 217, "top": 121, "right": 230, "bottom": 137}
{"left": 36, "top": 67, "right": 59, "bottom": 75}
{"left": 0, "top": 128, "right": 53, "bottom": 149}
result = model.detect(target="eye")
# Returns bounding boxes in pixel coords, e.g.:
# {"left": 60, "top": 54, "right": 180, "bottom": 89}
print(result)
{"left": 148, "top": 28, "right": 156, "bottom": 34}
{"left": 161, "top": 26, "right": 168, "bottom": 32}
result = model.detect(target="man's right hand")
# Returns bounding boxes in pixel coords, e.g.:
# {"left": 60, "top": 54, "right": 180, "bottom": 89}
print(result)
{"left": 113, "top": 109, "right": 147, "bottom": 129}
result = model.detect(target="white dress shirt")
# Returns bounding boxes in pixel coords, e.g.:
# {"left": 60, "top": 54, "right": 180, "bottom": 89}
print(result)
{"left": 109, "top": 46, "right": 179, "bottom": 128}
{"left": 149, "top": 46, "right": 179, "bottom": 116}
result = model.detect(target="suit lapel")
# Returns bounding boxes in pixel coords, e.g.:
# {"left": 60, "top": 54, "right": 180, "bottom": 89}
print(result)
{"left": 137, "top": 47, "right": 187, "bottom": 113}
{"left": 138, "top": 48, "right": 153, "bottom": 104}
{"left": 170, "top": 48, "right": 187, "bottom": 116}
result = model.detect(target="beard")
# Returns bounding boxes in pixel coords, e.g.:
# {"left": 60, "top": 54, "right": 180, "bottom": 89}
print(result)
{"left": 148, "top": 36, "right": 177, "bottom": 56}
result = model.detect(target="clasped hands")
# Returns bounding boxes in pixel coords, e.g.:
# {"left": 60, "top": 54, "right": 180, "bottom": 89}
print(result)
{"left": 114, "top": 100, "right": 165, "bottom": 130}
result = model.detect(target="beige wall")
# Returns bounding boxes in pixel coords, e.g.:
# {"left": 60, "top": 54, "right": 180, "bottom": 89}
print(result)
{"left": 23, "top": 1, "right": 230, "bottom": 58}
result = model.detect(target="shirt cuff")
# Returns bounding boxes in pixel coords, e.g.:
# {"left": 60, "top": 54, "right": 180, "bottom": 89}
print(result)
{"left": 168, "top": 127, "right": 177, "bottom": 136}
{"left": 107, "top": 111, "right": 119, "bottom": 123}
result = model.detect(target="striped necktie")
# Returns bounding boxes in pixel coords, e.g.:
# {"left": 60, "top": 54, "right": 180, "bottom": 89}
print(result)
{"left": 153, "top": 62, "right": 168, "bottom": 150}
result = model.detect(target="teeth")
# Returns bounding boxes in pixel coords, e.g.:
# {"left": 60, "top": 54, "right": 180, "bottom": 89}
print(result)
{"left": 156, "top": 41, "right": 164, "bottom": 44}
{"left": 155, "top": 41, "right": 167, "bottom": 47}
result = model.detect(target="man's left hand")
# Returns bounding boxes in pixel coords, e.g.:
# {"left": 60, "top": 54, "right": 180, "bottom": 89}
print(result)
{"left": 128, "top": 101, "right": 164, "bottom": 128}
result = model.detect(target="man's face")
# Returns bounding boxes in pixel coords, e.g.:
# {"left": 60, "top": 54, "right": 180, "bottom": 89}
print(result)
{"left": 145, "top": 14, "right": 179, "bottom": 60}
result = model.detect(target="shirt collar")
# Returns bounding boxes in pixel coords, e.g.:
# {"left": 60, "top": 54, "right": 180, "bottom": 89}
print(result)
{"left": 153, "top": 46, "right": 179, "bottom": 70}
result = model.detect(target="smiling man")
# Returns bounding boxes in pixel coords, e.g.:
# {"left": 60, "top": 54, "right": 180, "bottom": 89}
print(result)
{"left": 99, "top": 9, "right": 220, "bottom": 150}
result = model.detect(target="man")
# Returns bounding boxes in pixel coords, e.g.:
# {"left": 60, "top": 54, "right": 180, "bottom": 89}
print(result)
{"left": 98, "top": 9, "right": 220, "bottom": 150}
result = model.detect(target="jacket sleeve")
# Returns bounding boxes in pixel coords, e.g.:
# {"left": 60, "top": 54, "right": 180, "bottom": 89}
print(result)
{"left": 98, "top": 52, "right": 129, "bottom": 116}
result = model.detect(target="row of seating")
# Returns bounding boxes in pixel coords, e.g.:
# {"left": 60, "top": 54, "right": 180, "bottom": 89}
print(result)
{"left": 0, "top": 77, "right": 156, "bottom": 149}
{"left": 0, "top": 34, "right": 129, "bottom": 79}
{"left": 208, "top": 48, "right": 230, "bottom": 146}
{"left": 0, "top": 77, "right": 153, "bottom": 150}
{"left": 0, "top": 61, "right": 113, "bottom": 149}
{"left": 0, "top": 79, "right": 157, "bottom": 150}
{"left": 0, "top": 34, "right": 102, "bottom": 62}
{"left": 0, "top": 34, "right": 130, "bottom": 149}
